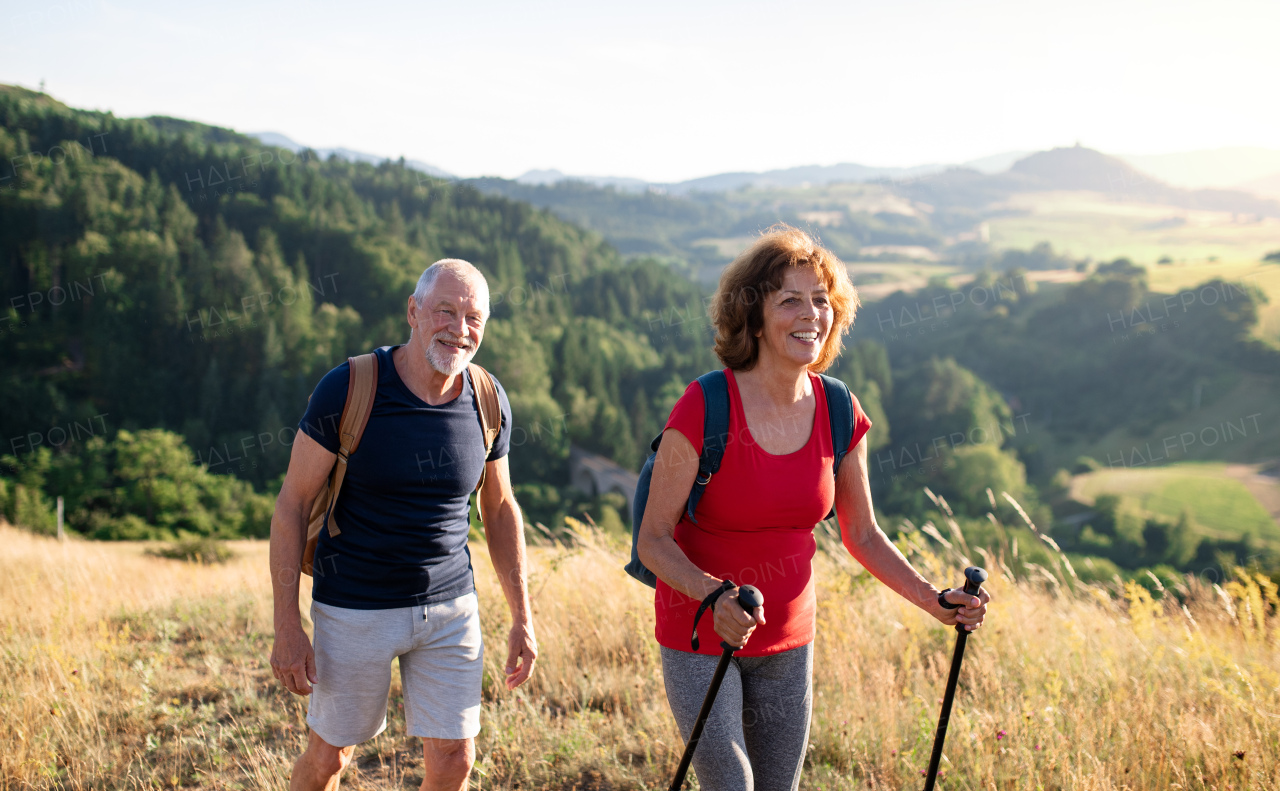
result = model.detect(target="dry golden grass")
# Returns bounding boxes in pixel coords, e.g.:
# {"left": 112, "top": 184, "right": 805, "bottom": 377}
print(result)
{"left": 2, "top": 519, "right": 1279, "bottom": 790}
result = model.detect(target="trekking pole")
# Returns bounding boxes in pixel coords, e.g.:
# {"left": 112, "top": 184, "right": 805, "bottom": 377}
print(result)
{"left": 923, "top": 566, "right": 988, "bottom": 791}
{"left": 668, "top": 583, "right": 764, "bottom": 791}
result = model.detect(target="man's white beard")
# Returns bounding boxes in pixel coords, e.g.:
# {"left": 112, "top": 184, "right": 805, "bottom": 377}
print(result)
{"left": 424, "top": 330, "right": 477, "bottom": 376}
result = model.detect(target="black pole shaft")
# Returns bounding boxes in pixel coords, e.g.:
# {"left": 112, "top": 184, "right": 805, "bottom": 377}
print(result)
{"left": 922, "top": 629, "right": 969, "bottom": 791}
{"left": 922, "top": 567, "right": 987, "bottom": 791}
{"left": 669, "top": 643, "right": 736, "bottom": 791}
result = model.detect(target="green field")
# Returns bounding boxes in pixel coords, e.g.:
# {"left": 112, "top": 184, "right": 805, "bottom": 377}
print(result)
{"left": 987, "top": 190, "right": 1280, "bottom": 266}
{"left": 1144, "top": 259, "right": 1280, "bottom": 343}
{"left": 845, "top": 262, "right": 966, "bottom": 299}
{"left": 1071, "top": 461, "right": 1280, "bottom": 545}
{"left": 987, "top": 192, "right": 1280, "bottom": 343}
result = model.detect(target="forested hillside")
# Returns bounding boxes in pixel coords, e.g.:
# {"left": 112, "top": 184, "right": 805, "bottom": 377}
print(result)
{"left": 859, "top": 264, "right": 1278, "bottom": 476}
{"left": 0, "top": 84, "right": 822, "bottom": 536}
{"left": 469, "top": 177, "right": 943, "bottom": 279}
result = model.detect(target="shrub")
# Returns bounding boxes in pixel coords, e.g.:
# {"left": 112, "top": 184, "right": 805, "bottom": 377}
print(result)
{"left": 1, "top": 429, "right": 274, "bottom": 540}
{"left": 146, "top": 537, "right": 235, "bottom": 564}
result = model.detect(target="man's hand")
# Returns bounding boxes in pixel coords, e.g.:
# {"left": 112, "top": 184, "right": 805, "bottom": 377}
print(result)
{"left": 504, "top": 622, "right": 537, "bottom": 690}
{"left": 271, "top": 623, "right": 318, "bottom": 695}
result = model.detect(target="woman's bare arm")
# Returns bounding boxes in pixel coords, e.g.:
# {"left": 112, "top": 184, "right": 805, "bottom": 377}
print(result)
{"left": 835, "top": 435, "right": 989, "bottom": 629}
{"left": 636, "top": 428, "right": 762, "bottom": 646}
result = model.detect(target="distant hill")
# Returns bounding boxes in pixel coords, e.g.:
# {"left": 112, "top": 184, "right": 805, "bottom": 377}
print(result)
{"left": 1119, "top": 147, "right": 1280, "bottom": 191}
{"left": 246, "top": 131, "right": 453, "bottom": 178}
{"left": 1009, "top": 145, "right": 1155, "bottom": 191}
{"left": 515, "top": 168, "right": 650, "bottom": 191}
{"left": 903, "top": 146, "right": 1280, "bottom": 217}
{"left": 508, "top": 147, "right": 1280, "bottom": 212}
{"left": 962, "top": 150, "right": 1036, "bottom": 174}
{"left": 1237, "top": 171, "right": 1280, "bottom": 200}
{"left": 663, "top": 162, "right": 951, "bottom": 194}
{"left": 470, "top": 144, "right": 1280, "bottom": 281}
{"left": 466, "top": 175, "right": 955, "bottom": 281}
{"left": 513, "top": 152, "right": 1032, "bottom": 194}
{"left": 231, "top": 135, "right": 1280, "bottom": 205}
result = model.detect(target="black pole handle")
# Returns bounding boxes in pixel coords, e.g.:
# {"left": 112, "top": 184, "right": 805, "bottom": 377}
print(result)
{"left": 722, "top": 584, "right": 764, "bottom": 649}
{"left": 955, "top": 566, "right": 988, "bottom": 633}
{"left": 736, "top": 584, "right": 763, "bottom": 612}
{"left": 669, "top": 585, "right": 764, "bottom": 791}
{"left": 962, "top": 566, "right": 987, "bottom": 595}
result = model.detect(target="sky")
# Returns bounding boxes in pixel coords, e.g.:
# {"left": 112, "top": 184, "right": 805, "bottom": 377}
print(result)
{"left": 2, "top": 0, "right": 1277, "bottom": 183}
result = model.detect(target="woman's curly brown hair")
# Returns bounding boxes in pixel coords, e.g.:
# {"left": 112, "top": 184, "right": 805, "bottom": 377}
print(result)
{"left": 709, "top": 224, "right": 860, "bottom": 372}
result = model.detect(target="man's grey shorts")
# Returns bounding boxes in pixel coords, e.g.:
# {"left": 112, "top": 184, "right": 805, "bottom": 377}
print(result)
{"left": 307, "top": 592, "right": 484, "bottom": 746}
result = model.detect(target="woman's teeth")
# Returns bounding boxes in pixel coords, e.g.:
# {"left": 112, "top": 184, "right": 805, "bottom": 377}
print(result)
{"left": 791, "top": 331, "right": 818, "bottom": 341}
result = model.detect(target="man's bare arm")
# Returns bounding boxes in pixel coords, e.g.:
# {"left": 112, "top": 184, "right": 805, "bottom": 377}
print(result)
{"left": 269, "top": 430, "right": 335, "bottom": 694}
{"left": 477, "top": 454, "right": 537, "bottom": 689}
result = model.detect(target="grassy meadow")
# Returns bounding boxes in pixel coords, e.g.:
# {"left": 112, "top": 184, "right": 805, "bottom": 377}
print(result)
{"left": 1144, "top": 260, "right": 1280, "bottom": 344}
{"left": 1071, "top": 462, "right": 1280, "bottom": 546}
{"left": 3, "top": 516, "right": 1280, "bottom": 791}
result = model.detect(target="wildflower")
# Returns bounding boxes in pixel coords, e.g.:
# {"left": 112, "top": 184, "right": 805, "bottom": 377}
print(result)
{"left": 996, "top": 730, "right": 1006, "bottom": 740}
{"left": 1234, "top": 750, "right": 1245, "bottom": 760}
{"left": 1035, "top": 744, "right": 1042, "bottom": 751}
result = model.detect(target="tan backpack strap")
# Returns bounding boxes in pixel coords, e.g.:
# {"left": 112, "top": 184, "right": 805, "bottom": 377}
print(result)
{"left": 468, "top": 363, "right": 502, "bottom": 504}
{"left": 302, "top": 352, "right": 379, "bottom": 575}
{"left": 323, "top": 353, "right": 379, "bottom": 537}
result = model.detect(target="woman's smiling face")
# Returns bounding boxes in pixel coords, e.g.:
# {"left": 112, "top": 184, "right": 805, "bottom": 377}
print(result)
{"left": 754, "top": 266, "right": 833, "bottom": 369}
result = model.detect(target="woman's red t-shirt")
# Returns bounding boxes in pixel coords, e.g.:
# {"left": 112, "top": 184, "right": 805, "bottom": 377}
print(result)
{"left": 654, "top": 368, "right": 873, "bottom": 657}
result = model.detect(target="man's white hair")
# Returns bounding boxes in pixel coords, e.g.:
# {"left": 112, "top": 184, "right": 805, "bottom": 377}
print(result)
{"left": 412, "top": 258, "right": 490, "bottom": 312}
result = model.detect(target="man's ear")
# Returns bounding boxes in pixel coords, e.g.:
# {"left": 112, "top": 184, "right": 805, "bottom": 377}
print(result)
{"left": 407, "top": 296, "right": 420, "bottom": 329}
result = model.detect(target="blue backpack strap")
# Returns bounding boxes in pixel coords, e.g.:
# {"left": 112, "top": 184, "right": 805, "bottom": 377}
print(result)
{"left": 820, "top": 374, "right": 854, "bottom": 522}
{"left": 685, "top": 370, "right": 729, "bottom": 524}
{"left": 624, "top": 369, "right": 732, "bottom": 587}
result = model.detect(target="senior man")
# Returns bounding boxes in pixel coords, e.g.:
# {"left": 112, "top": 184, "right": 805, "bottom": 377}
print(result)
{"left": 269, "top": 258, "right": 536, "bottom": 791}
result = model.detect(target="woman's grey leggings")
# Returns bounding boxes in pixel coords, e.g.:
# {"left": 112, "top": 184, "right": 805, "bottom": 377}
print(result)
{"left": 660, "top": 642, "right": 813, "bottom": 791}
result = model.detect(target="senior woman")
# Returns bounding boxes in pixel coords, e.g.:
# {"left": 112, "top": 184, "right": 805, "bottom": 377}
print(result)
{"left": 637, "top": 225, "right": 990, "bottom": 791}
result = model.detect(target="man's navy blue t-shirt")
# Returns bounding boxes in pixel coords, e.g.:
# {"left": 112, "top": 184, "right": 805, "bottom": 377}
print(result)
{"left": 298, "top": 344, "right": 512, "bottom": 609}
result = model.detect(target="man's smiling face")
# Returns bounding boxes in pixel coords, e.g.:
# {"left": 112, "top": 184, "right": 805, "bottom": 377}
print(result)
{"left": 408, "top": 270, "right": 489, "bottom": 376}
